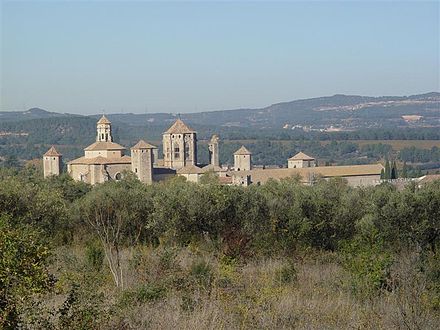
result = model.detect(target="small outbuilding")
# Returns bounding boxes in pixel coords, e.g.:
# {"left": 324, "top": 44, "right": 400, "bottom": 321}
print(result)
{"left": 288, "top": 152, "right": 316, "bottom": 169}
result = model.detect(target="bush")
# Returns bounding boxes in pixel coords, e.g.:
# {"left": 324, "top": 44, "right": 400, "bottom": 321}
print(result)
{"left": 275, "top": 261, "right": 297, "bottom": 285}
{"left": 190, "top": 259, "right": 213, "bottom": 289}
{"left": 85, "top": 240, "right": 104, "bottom": 271}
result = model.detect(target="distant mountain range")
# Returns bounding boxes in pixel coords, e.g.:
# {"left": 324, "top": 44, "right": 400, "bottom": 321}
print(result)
{"left": 1, "top": 92, "right": 439, "bottom": 130}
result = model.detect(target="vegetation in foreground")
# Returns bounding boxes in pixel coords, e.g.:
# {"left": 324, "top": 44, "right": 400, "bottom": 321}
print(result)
{"left": 1, "top": 166, "right": 440, "bottom": 329}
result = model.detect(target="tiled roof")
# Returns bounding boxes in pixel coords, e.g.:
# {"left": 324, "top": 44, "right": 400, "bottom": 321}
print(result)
{"left": 230, "top": 164, "right": 384, "bottom": 184}
{"left": 234, "top": 146, "right": 252, "bottom": 155}
{"left": 131, "top": 140, "right": 156, "bottom": 149}
{"left": 289, "top": 152, "right": 315, "bottom": 161}
{"left": 202, "top": 164, "right": 225, "bottom": 172}
{"left": 164, "top": 119, "right": 196, "bottom": 134}
{"left": 44, "top": 146, "right": 62, "bottom": 157}
{"left": 176, "top": 164, "right": 204, "bottom": 174}
{"left": 68, "top": 155, "right": 131, "bottom": 165}
{"left": 97, "top": 115, "right": 111, "bottom": 124}
{"left": 219, "top": 176, "right": 233, "bottom": 185}
{"left": 417, "top": 174, "right": 440, "bottom": 185}
{"left": 84, "top": 141, "right": 125, "bottom": 151}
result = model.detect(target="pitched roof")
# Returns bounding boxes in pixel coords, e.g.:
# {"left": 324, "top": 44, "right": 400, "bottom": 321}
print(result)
{"left": 234, "top": 146, "right": 252, "bottom": 155}
{"left": 97, "top": 115, "right": 111, "bottom": 124}
{"left": 219, "top": 176, "right": 233, "bottom": 185}
{"left": 417, "top": 174, "right": 440, "bottom": 185}
{"left": 44, "top": 146, "right": 62, "bottom": 157}
{"left": 176, "top": 164, "right": 204, "bottom": 174}
{"left": 68, "top": 155, "right": 131, "bottom": 165}
{"left": 202, "top": 164, "right": 225, "bottom": 173}
{"left": 131, "top": 140, "right": 156, "bottom": 149}
{"left": 164, "top": 119, "right": 196, "bottom": 134}
{"left": 229, "top": 164, "right": 384, "bottom": 185}
{"left": 84, "top": 141, "right": 125, "bottom": 151}
{"left": 288, "top": 152, "right": 315, "bottom": 161}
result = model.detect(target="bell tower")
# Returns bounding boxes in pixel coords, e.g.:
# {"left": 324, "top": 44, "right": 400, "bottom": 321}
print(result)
{"left": 96, "top": 115, "right": 113, "bottom": 142}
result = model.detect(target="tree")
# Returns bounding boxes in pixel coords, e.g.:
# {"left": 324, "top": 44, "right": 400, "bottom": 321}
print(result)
{"left": 78, "top": 180, "right": 154, "bottom": 288}
{"left": 384, "top": 159, "right": 391, "bottom": 180}
{"left": 0, "top": 216, "right": 53, "bottom": 328}
{"left": 391, "top": 160, "right": 397, "bottom": 179}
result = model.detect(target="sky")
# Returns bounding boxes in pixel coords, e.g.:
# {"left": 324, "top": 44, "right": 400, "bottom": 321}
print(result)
{"left": 1, "top": 0, "right": 439, "bottom": 115}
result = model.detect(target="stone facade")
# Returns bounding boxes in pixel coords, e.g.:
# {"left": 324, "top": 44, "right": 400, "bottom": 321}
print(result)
{"left": 43, "top": 116, "right": 384, "bottom": 188}
{"left": 162, "top": 119, "right": 197, "bottom": 169}
{"left": 131, "top": 140, "right": 155, "bottom": 184}
{"left": 234, "top": 146, "right": 252, "bottom": 171}
{"left": 208, "top": 134, "right": 220, "bottom": 167}
{"left": 288, "top": 152, "right": 316, "bottom": 169}
{"left": 43, "top": 146, "right": 62, "bottom": 177}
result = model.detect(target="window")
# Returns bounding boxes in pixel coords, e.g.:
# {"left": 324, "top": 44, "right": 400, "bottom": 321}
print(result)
{"left": 105, "top": 133, "right": 108, "bottom": 141}
{"left": 135, "top": 168, "right": 138, "bottom": 173}
{"left": 174, "top": 145, "right": 180, "bottom": 159}
{"left": 101, "top": 133, "right": 104, "bottom": 140}
{"left": 185, "top": 145, "right": 190, "bottom": 158}
{"left": 115, "top": 173, "right": 122, "bottom": 181}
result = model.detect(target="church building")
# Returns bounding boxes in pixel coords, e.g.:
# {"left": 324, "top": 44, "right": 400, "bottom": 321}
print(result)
{"left": 43, "top": 115, "right": 384, "bottom": 187}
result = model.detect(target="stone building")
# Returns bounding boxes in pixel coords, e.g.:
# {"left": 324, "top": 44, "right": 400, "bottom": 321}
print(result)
{"left": 288, "top": 152, "right": 316, "bottom": 168}
{"left": 234, "top": 146, "right": 252, "bottom": 171}
{"left": 64, "top": 116, "right": 156, "bottom": 185}
{"left": 43, "top": 146, "right": 62, "bottom": 177}
{"left": 43, "top": 115, "right": 384, "bottom": 187}
{"left": 131, "top": 140, "right": 155, "bottom": 184}
{"left": 208, "top": 134, "right": 220, "bottom": 167}
{"left": 162, "top": 119, "right": 197, "bottom": 170}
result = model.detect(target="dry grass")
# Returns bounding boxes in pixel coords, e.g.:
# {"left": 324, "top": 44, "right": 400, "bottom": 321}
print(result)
{"left": 38, "top": 247, "right": 440, "bottom": 330}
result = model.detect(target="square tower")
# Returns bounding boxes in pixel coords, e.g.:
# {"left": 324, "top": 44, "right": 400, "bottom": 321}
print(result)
{"left": 162, "top": 119, "right": 197, "bottom": 169}
{"left": 43, "top": 146, "right": 62, "bottom": 177}
{"left": 131, "top": 140, "right": 155, "bottom": 184}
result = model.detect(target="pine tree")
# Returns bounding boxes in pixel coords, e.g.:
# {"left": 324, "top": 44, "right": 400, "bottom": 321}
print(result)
{"left": 384, "top": 159, "right": 391, "bottom": 180}
{"left": 380, "top": 169, "right": 385, "bottom": 180}
{"left": 391, "top": 160, "right": 397, "bottom": 179}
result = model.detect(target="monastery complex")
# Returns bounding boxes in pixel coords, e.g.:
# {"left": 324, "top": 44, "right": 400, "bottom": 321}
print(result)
{"left": 43, "top": 116, "right": 384, "bottom": 186}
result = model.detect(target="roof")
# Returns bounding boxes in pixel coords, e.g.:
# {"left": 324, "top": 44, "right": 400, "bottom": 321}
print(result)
{"left": 68, "top": 155, "right": 131, "bottom": 165}
{"left": 84, "top": 141, "right": 125, "bottom": 151}
{"left": 202, "top": 164, "right": 225, "bottom": 173}
{"left": 417, "top": 174, "right": 440, "bottom": 185}
{"left": 234, "top": 146, "right": 252, "bottom": 155}
{"left": 131, "top": 140, "right": 156, "bottom": 149}
{"left": 289, "top": 152, "right": 315, "bottom": 161}
{"left": 219, "top": 176, "right": 233, "bottom": 185}
{"left": 164, "top": 119, "right": 196, "bottom": 134}
{"left": 44, "top": 146, "right": 62, "bottom": 157}
{"left": 229, "top": 164, "right": 384, "bottom": 185}
{"left": 176, "top": 164, "right": 204, "bottom": 174}
{"left": 97, "top": 115, "right": 111, "bottom": 124}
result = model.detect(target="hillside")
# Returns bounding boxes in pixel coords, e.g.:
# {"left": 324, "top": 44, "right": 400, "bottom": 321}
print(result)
{"left": 2, "top": 93, "right": 439, "bottom": 130}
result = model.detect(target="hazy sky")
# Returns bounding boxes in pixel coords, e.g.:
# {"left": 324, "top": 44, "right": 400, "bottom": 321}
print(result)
{"left": 1, "top": 1, "right": 439, "bottom": 114}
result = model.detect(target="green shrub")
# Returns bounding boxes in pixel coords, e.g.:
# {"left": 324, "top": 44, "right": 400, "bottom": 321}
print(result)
{"left": 190, "top": 259, "right": 213, "bottom": 288}
{"left": 119, "top": 284, "right": 166, "bottom": 307}
{"left": 275, "top": 261, "right": 297, "bottom": 285}
{"left": 340, "top": 239, "right": 393, "bottom": 298}
{"left": 85, "top": 240, "right": 104, "bottom": 271}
